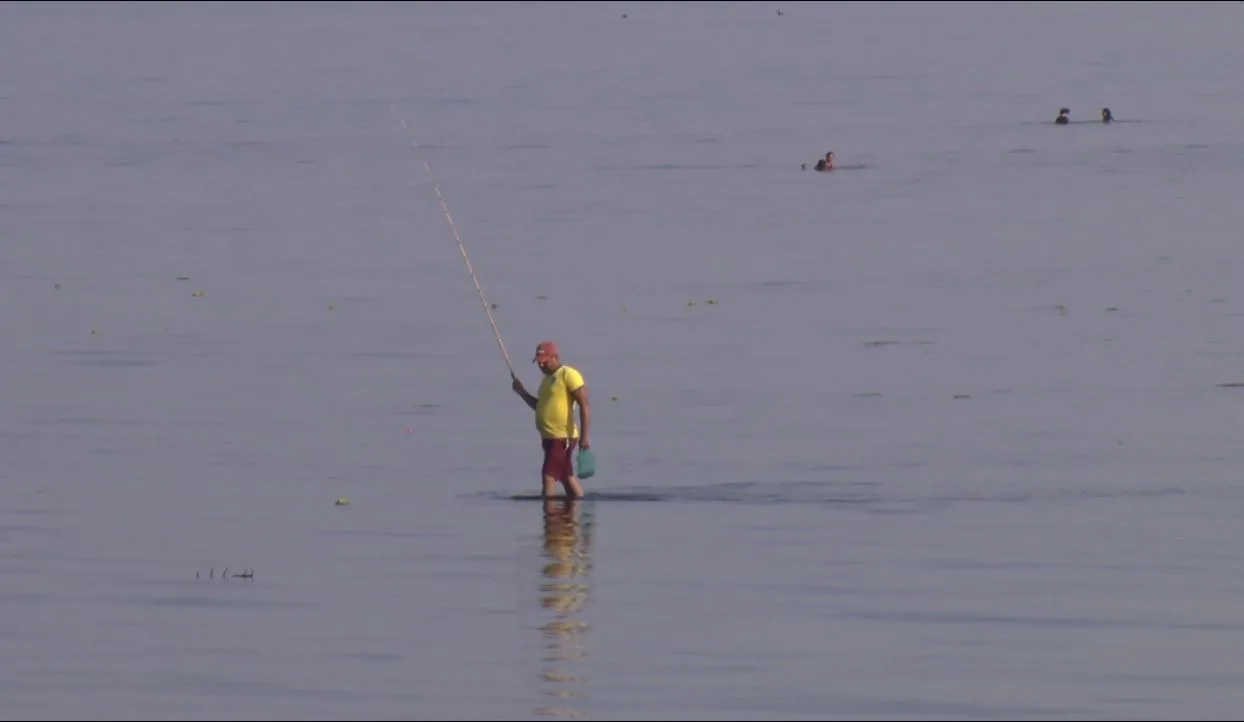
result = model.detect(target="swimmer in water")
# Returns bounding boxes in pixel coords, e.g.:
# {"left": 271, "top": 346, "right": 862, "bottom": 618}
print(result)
{"left": 814, "top": 151, "right": 835, "bottom": 171}
{"left": 1100, "top": 107, "right": 1114, "bottom": 123}
{"left": 1055, "top": 108, "right": 1070, "bottom": 125}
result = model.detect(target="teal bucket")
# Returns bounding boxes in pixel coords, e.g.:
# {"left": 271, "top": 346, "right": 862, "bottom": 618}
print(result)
{"left": 576, "top": 447, "right": 596, "bottom": 479}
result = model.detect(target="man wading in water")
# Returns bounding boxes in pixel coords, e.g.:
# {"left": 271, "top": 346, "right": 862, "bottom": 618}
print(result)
{"left": 512, "top": 340, "right": 592, "bottom": 499}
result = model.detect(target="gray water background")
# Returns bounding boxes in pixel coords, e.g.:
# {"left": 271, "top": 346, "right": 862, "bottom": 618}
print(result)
{"left": 4, "top": 1, "right": 1244, "bottom": 719}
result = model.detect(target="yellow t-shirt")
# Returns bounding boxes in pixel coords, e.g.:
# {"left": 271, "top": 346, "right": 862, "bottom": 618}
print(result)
{"left": 536, "top": 365, "right": 585, "bottom": 440}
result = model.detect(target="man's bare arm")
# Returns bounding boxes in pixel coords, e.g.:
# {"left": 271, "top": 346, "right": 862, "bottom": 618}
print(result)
{"left": 570, "top": 385, "right": 591, "bottom": 447}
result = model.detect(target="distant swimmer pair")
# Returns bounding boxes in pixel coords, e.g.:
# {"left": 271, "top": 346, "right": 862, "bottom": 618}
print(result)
{"left": 800, "top": 151, "right": 835, "bottom": 172}
{"left": 1055, "top": 107, "right": 1114, "bottom": 124}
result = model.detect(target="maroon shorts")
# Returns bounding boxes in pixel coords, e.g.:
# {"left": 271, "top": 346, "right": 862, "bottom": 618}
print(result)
{"left": 541, "top": 437, "right": 578, "bottom": 481}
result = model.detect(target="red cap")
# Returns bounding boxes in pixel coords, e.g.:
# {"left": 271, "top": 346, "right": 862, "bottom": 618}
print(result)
{"left": 533, "top": 340, "right": 560, "bottom": 362}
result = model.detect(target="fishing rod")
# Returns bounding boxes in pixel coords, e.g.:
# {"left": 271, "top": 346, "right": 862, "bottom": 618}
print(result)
{"left": 393, "top": 106, "right": 516, "bottom": 380}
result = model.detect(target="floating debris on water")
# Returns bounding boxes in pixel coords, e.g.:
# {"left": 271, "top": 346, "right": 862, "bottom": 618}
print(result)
{"left": 863, "top": 340, "right": 935, "bottom": 348}
{"left": 687, "top": 300, "right": 697, "bottom": 307}
{"left": 953, "top": 394, "right": 971, "bottom": 399}
{"left": 706, "top": 299, "right": 718, "bottom": 305}
{"left": 335, "top": 496, "right": 350, "bottom": 506}
{"left": 610, "top": 395, "right": 618, "bottom": 401}
{"left": 1217, "top": 383, "right": 1244, "bottom": 388}
{"left": 192, "top": 290, "right": 205, "bottom": 298}
{"left": 1106, "top": 307, "right": 1119, "bottom": 311}
{"left": 536, "top": 295, "right": 548, "bottom": 300}
{"left": 176, "top": 276, "right": 190, "bottom": 281}
{"left": 54, "top": 283, "right": 61, "bottom": 290}
{"left": 196, "top": 567, "right": 255, "bottom": 580}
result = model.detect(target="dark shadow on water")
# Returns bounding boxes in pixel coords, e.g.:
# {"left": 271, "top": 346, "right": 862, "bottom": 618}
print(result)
{"left": 532, "top": 498, "right": 593, "bottom": 718}
{"left": 477, "top": 479, "right": 1188, "bottom": 510}
{"left": 480, "top": 480, "right": 884, "bottom": 506}
{"left": 1019, "top": 119, "right": 1147, "bottom": 126}
{"left": 595, "top": 162, "right": 764, "bottom": 171}
{"left": 809, "top": 163, "right": 869, "bottom": 171}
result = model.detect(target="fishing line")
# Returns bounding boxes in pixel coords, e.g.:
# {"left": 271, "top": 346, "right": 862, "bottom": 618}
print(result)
{"left": 393, "top": 106, "right": 516, "bottom": 380}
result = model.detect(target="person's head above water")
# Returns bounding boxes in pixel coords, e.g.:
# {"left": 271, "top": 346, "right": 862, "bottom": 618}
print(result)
{"left": 533, "top": 340, "right": 562, "bottom": 374}
{"left": 1055, "top": 107, "right": 1070, "bottom": 124}
{"left": 1101, "top": 107, "right": 1113, "bottom": 123}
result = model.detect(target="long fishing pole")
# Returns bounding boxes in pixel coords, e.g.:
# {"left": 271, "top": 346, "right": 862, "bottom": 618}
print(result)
{"left": 393, "top": 106, "right": 516, "bottom": 380}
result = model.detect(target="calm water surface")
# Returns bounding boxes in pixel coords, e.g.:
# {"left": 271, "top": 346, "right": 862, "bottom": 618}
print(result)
{"left": 3, "top": 2, "right": 1244, "bottom": 720}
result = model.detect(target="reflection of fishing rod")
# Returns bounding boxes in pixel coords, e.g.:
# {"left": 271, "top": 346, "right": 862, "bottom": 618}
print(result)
{"left": 393, "top": 106, "right": 516, "bottom": 380}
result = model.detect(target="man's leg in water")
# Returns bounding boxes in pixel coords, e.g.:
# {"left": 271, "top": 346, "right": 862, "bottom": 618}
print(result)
{"left": 541, "top": 439, "right": 582, "bottom": 498}
{"left": 541, "top": 474, "right": 582, "bottom": 498}
{"left": 561, "top": 475, "right": 583, "bottom": 499}
{"left": 560, "top": 438, "right": 583, "bottom": 498}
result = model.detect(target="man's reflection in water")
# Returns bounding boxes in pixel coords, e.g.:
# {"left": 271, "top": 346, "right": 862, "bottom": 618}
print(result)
{"left": 535, "top": 498, "right": 593, "bottom": 718}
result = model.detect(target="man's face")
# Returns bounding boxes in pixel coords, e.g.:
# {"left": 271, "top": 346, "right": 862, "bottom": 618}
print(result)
{"left": 534, "top": 346, "right": 557, "bottom": 374}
